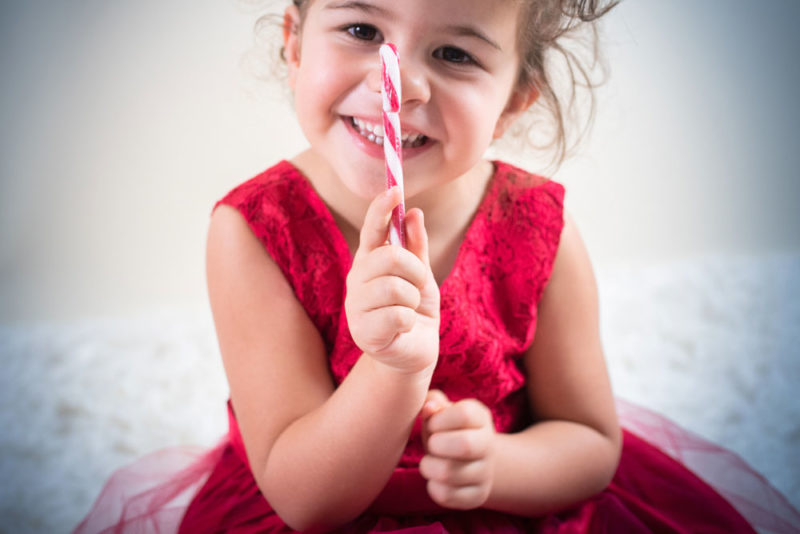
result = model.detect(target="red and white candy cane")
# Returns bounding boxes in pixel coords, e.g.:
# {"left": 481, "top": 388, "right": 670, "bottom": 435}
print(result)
{"left": 380, "top": 43, "right": 406, "bottom": 248}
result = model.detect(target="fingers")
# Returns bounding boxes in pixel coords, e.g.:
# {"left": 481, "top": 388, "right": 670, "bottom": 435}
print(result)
{"left": 404, "top": 207, "right": 440, "bottom": 320}
{"left": 422, "top": 397, "right": 494, "bottom": 460}
{"left": 404, "top": 207, "right": 430, "bottom": 269}
{"left": 419, "top": 455, "right": 489, "bottom": 487}
{"left": 346, "top": 245, "right": 427, "bottom": 328}
{"left": 358, "top": 306, "right": 418, "bottom": 351}
{"left": 421, "top": 389, "right": 451, "bottom": 447}
{"left": 419, "top": 397, "right": 496, "bottom": 510}
{"left": 359, "top": 186, "right": 404, "bottom": 252}
{"left": 426, "top": 398, "right": 493, "bottom": 433}
{"left": 355, "top": 244, "right": 428, "bottom": 289}
{"left": 358, "top": 186, "right": 430, "bottom": 268}
{"left": 425, "top": 427, "right": 493, "bottom": 461}
{"left": 421, "top": 389, "right": 451, "bottom": 420}
{"left": 360, "top": 276, "right": 421, "bottom": 311}
{"left": 425, "top": 480, "right": 490, "bottom": 511}
{"left": 345, "top": 190, "right": 440, "bottom": 370}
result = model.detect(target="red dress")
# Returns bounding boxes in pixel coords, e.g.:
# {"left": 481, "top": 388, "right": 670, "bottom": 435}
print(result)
{"left": 75, "top": 161, "right": 800, "bottom": 533}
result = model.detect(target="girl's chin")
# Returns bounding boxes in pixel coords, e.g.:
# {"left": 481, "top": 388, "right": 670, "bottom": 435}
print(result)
{"left": 354, "top": 179, "right": 390, "bottom": 201}
{"left": 334, "top": 166, "right": 389, "bottom": 201}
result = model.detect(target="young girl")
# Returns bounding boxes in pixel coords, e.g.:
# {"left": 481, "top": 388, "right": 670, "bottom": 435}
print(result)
{"left": 76, "top": 0, "right": 799, "bottom": 532}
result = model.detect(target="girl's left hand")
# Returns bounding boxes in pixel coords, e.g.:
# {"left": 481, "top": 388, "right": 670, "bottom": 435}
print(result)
{"left": 419, "top": 390, "right": 496, "bottom": 510}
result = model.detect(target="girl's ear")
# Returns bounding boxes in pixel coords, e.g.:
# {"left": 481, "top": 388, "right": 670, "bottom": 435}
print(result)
{"left": 493, "top": 84, "right": 539, "bottom": 139}
{"left": 283, "top": 5, "right": 302, "bottom": 89}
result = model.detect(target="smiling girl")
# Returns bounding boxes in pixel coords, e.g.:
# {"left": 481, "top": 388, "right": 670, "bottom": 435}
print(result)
{"left": 74, "top": 1, "right": 786, "bottom": 532}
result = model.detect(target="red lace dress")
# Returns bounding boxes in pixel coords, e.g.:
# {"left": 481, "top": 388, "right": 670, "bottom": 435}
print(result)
{"left": 75, "top": 161, "right": 800, "bottom": 534}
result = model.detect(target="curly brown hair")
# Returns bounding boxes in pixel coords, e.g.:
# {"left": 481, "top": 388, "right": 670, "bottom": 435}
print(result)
{"left": 515, "top": 0, "right": 618, "bottom": 165}
{"left": 253, "top": 0, "right": 618, "bottom": 167}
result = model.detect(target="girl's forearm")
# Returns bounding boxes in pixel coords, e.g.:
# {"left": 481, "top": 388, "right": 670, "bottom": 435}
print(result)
{"left": 485, "top": 420, "right": 622, "bottom": 517}
{"left": 260, "top": 353, "right": 433, "bottom": 531}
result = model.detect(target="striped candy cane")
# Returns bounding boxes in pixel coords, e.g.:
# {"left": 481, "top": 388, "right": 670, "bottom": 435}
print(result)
{"left": 380, "top": 43, "right": 406, "bottom": 248}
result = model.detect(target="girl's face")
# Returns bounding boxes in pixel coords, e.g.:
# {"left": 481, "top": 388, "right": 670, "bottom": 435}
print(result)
{"left": 284, "top": 0, "right": 534, "bottom": 201}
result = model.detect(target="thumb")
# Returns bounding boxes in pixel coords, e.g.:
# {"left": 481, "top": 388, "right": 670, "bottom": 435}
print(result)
{"left": 421, "top": 389, "right": 451, "bottom": 420}
{"left": 420, "top": 389, "right": 451, "bottom": 448}
{"left": 358, "top": 186, "right": 404, "bottom": 253}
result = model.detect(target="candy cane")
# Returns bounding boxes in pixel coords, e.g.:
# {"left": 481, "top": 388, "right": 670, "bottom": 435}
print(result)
{"left": 380, "top": 43, "right": 406, "bottom": 248}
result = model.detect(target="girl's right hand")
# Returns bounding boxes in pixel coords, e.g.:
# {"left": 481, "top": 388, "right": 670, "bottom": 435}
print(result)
{"left": 345, "top": 187, "right": 440, "bottom": 375}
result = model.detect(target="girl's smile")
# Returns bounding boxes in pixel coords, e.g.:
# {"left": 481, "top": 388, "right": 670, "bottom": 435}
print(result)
{"left": 343, "top": 115, "right": 432, "bottom": 160}
{"left": 346, "top": 116, "right": 429, "bottom": 150}
{"left": 283, "top": 0, "right": 533, "bottom": 206}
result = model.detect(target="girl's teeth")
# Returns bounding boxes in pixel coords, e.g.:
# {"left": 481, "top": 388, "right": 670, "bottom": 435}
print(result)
{"left": 403, "top": 136, "right": 426, "bottom": 148}
{"left": 351, "top": 117, "right": 426, "bottom": 148}
{"left": 354, "top": 118, "right": 383, "bottom": 137}
{"left": 352, "top": 117, "right": 384, "bottom": 143}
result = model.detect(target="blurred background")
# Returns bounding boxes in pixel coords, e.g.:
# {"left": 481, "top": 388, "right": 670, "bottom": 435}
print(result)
{"left": 1, "top": 1, "right": 798, "bottom": 322}
{"left": 1, "top": 1, "right": 798, "bottom": 532}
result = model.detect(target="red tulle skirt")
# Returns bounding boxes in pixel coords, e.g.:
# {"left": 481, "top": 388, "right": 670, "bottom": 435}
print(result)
{"left": 74, "top": 401, "right": 800, "bottom": 533}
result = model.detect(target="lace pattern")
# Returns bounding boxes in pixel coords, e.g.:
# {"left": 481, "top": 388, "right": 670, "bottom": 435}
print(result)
{"left": 216, "top": 160, "right": 565, "bottom": 464}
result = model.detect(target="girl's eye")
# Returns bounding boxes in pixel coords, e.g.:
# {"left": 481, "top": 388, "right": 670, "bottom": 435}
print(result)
{"left": 346, "top": 24, "right": 379, "bottom": 41}
{"left": 434, "top": 46, "right": 475, "bottom": 65}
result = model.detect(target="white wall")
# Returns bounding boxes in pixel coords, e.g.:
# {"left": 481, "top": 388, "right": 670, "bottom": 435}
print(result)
{"left": 1, "top": 1, "right": 798, "bottom": 322}
{"left": 552, "top": 1, "right": 800, "bottom": 265}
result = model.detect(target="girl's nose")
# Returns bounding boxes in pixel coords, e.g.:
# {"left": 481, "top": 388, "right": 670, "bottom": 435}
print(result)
{"left": 398, "top": 56, "right": 430, "bottom": 107}
{"left": 368, "top": 51, "right": 431, "bottom": 107}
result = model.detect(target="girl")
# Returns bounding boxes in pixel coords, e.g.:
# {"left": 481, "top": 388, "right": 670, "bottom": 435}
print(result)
{"left": 76, "top": 0, "right": 798, "bottom": 532}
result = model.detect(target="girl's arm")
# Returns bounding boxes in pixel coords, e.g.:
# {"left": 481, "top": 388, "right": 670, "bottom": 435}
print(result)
{"left": 419, "top": 212, "right": 621, "bottom": 515}
{"left": 206, "top": 189, "right": 439, "bottom": 531}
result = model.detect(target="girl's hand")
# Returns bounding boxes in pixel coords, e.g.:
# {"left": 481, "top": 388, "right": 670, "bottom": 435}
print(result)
{"left": 419, "top": 390, "right": 496, "bottom": 510}
{"left": 345, "top": 187, "right": 440, "bottom": 375}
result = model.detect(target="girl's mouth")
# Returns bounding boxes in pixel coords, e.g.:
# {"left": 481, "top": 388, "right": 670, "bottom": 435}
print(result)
{"left": 347, "top": 116, "right": 428, "bottom": 149}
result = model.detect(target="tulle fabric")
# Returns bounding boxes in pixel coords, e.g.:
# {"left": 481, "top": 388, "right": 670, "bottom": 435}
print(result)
{"left": 616, "top": 400, "right": 800, "bottom": 534}
{"left": 73, "top": 442, "right": 226, "bottom": 534}
{"left": 73, "top": 400, "right": 800, "bottom": 533}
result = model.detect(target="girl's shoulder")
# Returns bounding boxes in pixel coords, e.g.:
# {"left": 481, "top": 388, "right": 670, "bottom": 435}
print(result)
{"left": 213, "top": 160, "right": 310, "bottom": 219}
{"left": 209, "top": 160, "right": 349, "bottom": 341}
{"left": 485, "top": 160, "right": 565, "bottom": 229}
{"left": 491, "top": 160, "right": 564, "bottom": 198}
{"left": 210, "top": 159, "right": 346, "bottom": 260}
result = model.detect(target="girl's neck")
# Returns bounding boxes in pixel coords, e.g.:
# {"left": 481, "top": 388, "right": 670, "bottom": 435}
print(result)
{"left": 291, "top": 150, "right": 494, "bottom": 284}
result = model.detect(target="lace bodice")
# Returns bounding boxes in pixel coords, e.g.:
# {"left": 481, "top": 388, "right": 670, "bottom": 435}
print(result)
{"left": 216, "top": 159, "right": 565, "bottom": 465}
